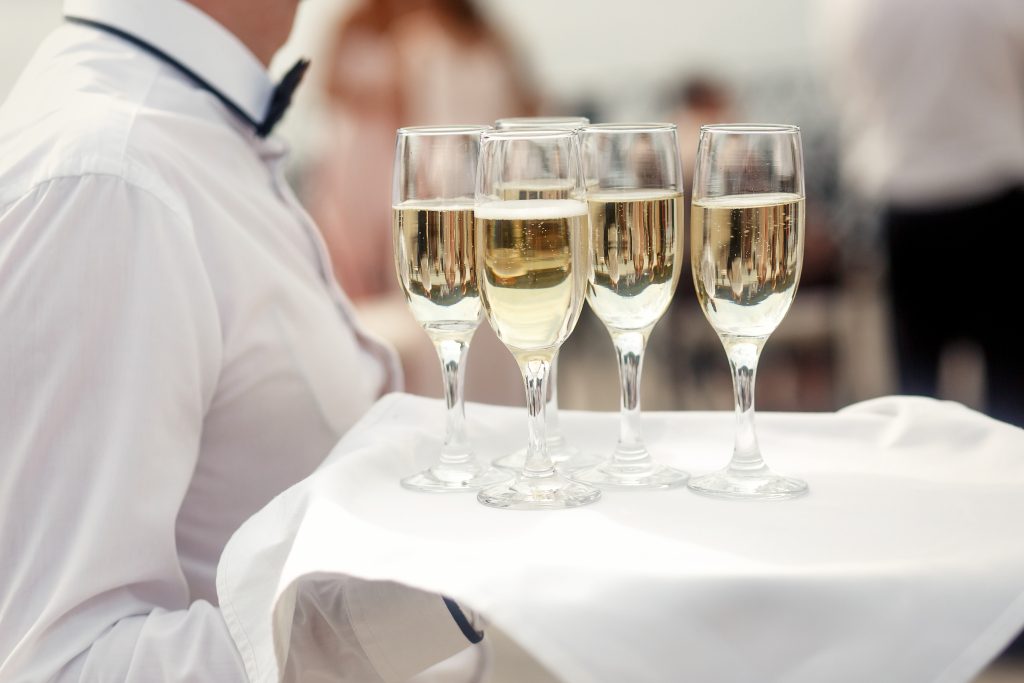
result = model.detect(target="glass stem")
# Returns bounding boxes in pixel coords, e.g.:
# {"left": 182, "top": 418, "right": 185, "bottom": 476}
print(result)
{"left": 611, "top": 329, "right": 651, "bottom": 465}
{"left": 546, "top": 352, "right": 562, "bottom": 435}
{"left": 434, "top": 337, "right": 474, "bottom": 469}
{"left": 520, "top": 357, "right": 555, "bottom": 479}
{"left": 724, "top": 337, "right": 768, "bottom": 474}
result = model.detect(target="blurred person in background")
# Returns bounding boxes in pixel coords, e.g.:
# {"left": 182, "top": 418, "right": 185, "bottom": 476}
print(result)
{"left": 821, "top": 0, "right": 1024, "bottom": 428}
{"left": 664, "top": 75, "right": 737, "bottom": 322}
{"left": 0, "top": 0, "right": 484, "bottom": 679}
{"left": 658, "top": 76, "right": 736, "bottom": 409}
{"left": 667, "top": 76, "right": 735, "bottom": 197}
{"left": 304, "top": 0, "right": 535, "bottom": 403}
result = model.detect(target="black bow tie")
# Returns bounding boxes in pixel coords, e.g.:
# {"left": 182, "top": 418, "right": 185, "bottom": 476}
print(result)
{"left": 257, "top": 58, "right": 310, "bottom": 137}
{"left": 65, "top": 16, "right": 309, "bottom": 138}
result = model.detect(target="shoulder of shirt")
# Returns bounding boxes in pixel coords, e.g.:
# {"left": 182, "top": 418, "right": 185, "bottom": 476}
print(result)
{"left": 0, "top": 24, "right": 253, "bottom": 221}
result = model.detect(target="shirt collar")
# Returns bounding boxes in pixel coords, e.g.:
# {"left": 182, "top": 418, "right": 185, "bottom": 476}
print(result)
{"left": 63, "top": 0, "right": 274, "bottom": 124}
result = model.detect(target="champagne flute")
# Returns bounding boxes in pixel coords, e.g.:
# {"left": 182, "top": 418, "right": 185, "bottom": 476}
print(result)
{"left": 491, "top": 115, "right": 597, "bottom": 472}
{"left": 392, "top": 125, "right": 510, "bottom": 492}
{"left": 475, "top": 129, "right": 600, "bottom": 510}
{"left": 572, "top": 123, "right": 689, "bottom": 489}
{"left": 688, "top": 124, "right": 808, "bottom": 499}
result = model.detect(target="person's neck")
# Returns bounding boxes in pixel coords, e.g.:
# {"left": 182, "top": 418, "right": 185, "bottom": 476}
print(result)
{"left": 187, "top": 0, "right": 298, "bottom": 66}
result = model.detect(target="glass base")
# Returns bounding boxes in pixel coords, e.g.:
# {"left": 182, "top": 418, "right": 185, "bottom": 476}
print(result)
{"left": 493, "top": 436, "right": 602, "bottom": 472}
{"left": 477, "top": 471, "right": 601, "bottom": 510}
{"left": 401, "top": 465, "right": 511, "bottom": 493}
{"left": 687, "top": 468, "right": 807, "bottom": 500}
{"left": 572, "top": 459, "right": 689, "bottom": 490}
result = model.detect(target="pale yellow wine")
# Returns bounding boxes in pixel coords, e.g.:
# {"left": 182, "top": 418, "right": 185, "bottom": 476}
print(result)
{"left": 691, "top": 193, "right": 804, "bottom": 338}
{"left": 587, "top": 189, "right": 682, "bottom": 331}
{"left": 393, "top": 201, "right": 480, "bottom": 341}
{"left": 476, "top": 199, "right": 587, "bottom": 362}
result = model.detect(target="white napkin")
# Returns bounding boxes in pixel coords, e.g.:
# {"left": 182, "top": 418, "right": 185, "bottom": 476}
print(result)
{"left": 217, "top": 393, "right": 1024, "bottom": 682}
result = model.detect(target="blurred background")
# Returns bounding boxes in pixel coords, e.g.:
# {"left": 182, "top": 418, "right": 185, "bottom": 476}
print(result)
{"left": 0, "top": 0, "right": 1013, "bottom": 418}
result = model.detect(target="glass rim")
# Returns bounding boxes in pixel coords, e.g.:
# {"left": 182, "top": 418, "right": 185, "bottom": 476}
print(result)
{"left": 396, "top": 124, "right": 492, "bottom": 136}
{"left": 700, "top": 123, "right": 800, "bottom": 134}
{"left": 580, "top": 122, "right": 676, "bottom": 134}
{"left": 481, "top": 128, "right": 578, "bottom": 141}
{"left": 495, "top": 116, "right": 590, "bottom": 128}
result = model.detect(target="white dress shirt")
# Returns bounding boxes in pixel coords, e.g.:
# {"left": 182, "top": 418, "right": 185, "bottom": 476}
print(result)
{"left": 0, "top": 0, "right": 473, "bottom": 680}
{"left": 819, "top": 0, "right": 1024, "bottom": 207}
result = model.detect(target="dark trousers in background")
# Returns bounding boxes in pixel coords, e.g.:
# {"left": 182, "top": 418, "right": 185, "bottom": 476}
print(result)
{"left": 889, "top": 186, "right": 1024, "bottom": 659}
{"left": 885, "top": 186, "right": 1024, "bottom": 429}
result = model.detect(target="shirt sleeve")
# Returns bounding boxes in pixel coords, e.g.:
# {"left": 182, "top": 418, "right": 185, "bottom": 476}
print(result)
{"left": 274, "top": 578, "right": 479, "bottom": 683}
{"left": 0, "top": 173, "right": 478, "bottom": 682}
{"left": 0, "top": 173, "right": 245, "bottom": 680}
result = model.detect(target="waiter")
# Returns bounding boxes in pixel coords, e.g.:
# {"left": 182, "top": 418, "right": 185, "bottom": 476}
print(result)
{"left": 0, "top": 0, "right": 480, "bottom": 679}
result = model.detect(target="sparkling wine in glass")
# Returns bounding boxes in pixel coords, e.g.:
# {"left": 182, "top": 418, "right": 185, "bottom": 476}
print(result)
{"left": 490, "top": 115, "right": 596, "bottom": 472}
{"left": 571, "top": 123, "right": 689, "bottom": 489}
{"left": 688, "top": 124, "right": 807, "bottom": 499}
{"left": 393, "top": 125, "right": 510, "bottom": 492}
{"left": 475, "top": 129, "right": 600, "bottom": 510}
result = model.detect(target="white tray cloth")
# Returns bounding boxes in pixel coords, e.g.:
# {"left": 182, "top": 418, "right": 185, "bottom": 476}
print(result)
{"left": 217, "top": 393, "right": 1024, "bottom": 683}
